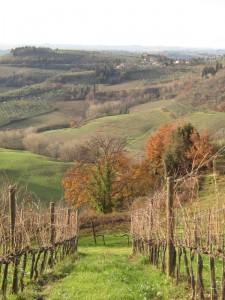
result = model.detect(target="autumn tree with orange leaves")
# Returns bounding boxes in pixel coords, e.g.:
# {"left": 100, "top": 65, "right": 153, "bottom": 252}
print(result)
{"left": 146, "top": 123, "right": 175, "bottom": 169}
{"left": 146, "top": 123, "right": 215, "bottom": 176}
{"left": 186, "top": 128, "right": 215, "bottom": 170}
{"left": 63, "top": 136, "right": 154, "bottom": 213}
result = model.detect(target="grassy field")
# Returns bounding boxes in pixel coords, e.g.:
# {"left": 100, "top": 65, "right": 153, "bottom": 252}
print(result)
{"left": 187, "top": 110, "right": 225, "bottom": 135}
{"left": 40, "top": 100, "right": 225, "bottom": 157}
{"left": 11, "top": 236, "right": 189, "bottom": 300}
{"left": 41, "top": 109, "right": 171, "bottom": 158}
{"left": 196, "top": 172, "right": 225, "bottom": 209}
{"left": 40, "top": 99, "right": 176, "bottom": 154}
{"left": 98, "top": 80, "right": 149, "bottom": 92}
{"left": 0, "top": 148, "right": 72, "bottom": 204}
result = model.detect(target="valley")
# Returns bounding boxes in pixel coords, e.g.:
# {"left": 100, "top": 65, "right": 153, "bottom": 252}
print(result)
{"left": 0, "top": 47, "right": 225, "bottom": 202}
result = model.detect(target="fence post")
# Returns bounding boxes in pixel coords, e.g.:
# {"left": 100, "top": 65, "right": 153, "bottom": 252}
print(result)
{"left": 166, "top": 176, "right": 175, "bottom": 277}
{"left": 66, "top": 208, "right": 70, "bottom": 238}
{"left": 91, "top": 219, "right": 97, "bottom": 245}
{"left": 9, "top": 185, "right": 16, "bottom": 251}
{"left": 50, "top": 202, "right": 55, "bottom": 244}
{"left": 75, "top": 210, "right": 79, "bottom": 237}
{"left": 67, "top": 208, "right": 71, "bottom": 226}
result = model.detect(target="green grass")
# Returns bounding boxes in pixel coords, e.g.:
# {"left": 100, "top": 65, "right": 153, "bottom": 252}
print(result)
{"left": 0, "top": 148, "right": 72, "bottom": 204}
{"left": 41, "top": 100, "right": 225, "bottom": 158}
{"left": 11, "top": 236, "right": 224, "bottom": 299}
{"left": 11, "top": 236, "right": 189, "bottom": 300}
{"left": 98, "top": 80, "right": 149, "bottom": 92}
{"left": 186, "top": 110, "right": 225, "bottom": 136}
{"left": 196, "top": 173, "right": 225, "bottom": 209}
{"left": 41, "top": 101, "right": 174, "bottom": 158}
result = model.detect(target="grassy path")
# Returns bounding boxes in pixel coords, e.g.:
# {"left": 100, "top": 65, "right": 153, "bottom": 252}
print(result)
{"left": 14, "top": 236, "right": 189, "bottom": 300}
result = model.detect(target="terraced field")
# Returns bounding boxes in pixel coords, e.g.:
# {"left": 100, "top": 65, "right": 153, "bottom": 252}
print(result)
{"left": 128, "top": 64, "right": 202, "bottom": 83}
{"left": 0, "top": 65, "right": 26, "bottom": 76}
{"left": 0, "top": 100, "right": 88, "bottom": 130}
{"left": 0, "top": 55, "right": 203, "bottom": 133}
{"left": 0, "top": 98, "right": 54, "bottom": 126}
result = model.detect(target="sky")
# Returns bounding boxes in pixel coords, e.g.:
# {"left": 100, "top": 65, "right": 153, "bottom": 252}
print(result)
{"left": 1, "top": 0, "right": 225, "bottom": 49}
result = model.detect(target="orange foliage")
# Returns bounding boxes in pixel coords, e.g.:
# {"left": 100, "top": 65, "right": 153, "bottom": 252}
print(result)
{"left": 146, "top": 123, "right": 175, "bottom": 168}
{"left": 62, "top": 148, "right": 141, "bottom": 212}
{"left": 128, "top": 160, "right": 161, "bottom": 197}
{"left": 146, "top": 123, "right": 215, "bottom": 175}
{"left": 63, "top": 150, "right": 158, "bottom": 212}
{"left": 62, "top": 162, "right": 92, "bottom": 209}
{"left": 186, "top": 129, "right": 215, "bottom": 169}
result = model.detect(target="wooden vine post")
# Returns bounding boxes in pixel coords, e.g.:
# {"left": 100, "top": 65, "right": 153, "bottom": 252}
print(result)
{"left": 49, "top": 202, "right": 56, "bottom": 268}
{"left": 75, "top": 210, "right": 79, "bottom": 238}
{"left": 50, "top": 202, "right": 55, "bottom": 244}
{"left": 166, "top": 176, "right": 175, "bottom": 277}
{"left": 67, "top": 208, "right": 71, "bottom": 226}
{"left": 9, "top": 185, "right": 19, "bottom": 295}
{"left": 9, "top": 185, "right": 16, "bottom": 251}
{"left": 91, "top": 219, "right": 97, "bottom": 245}
{"left": 67, "top": 208, "right": 71, "bottom": 238}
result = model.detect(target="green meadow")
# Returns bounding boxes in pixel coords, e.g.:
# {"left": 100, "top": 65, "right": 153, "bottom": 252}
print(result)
{"left": 0, "top": 149, "right": 72, "bottom": 203}
{"left": 41, "top": 100, "right": 225, "bottom": 157}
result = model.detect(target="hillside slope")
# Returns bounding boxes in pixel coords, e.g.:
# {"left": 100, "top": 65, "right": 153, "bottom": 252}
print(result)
{"left": 41, "top": 99, "right": 225, "bottom": 158}
{"left": 0, "top": 149, "right": 71, "bottom": 203}
{"left": 176, "top": 67, "right": 225, "bottom": 111}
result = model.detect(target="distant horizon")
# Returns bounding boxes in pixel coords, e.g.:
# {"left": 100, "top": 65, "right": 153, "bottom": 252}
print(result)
{"left": 1, "top": 43, "right": 225, "bottom": 52}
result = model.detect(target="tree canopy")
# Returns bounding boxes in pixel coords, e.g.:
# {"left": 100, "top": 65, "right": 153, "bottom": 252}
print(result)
{"left": 62, "top": 136, "right": 154, "bottom": 213}
{"left": 146, "top": 122, "right": 215, "bottom": 176}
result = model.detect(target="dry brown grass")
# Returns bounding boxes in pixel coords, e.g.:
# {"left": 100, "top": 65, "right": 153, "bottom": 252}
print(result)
{"left": 79, "top": 208, "right": 130, "bottom": 236}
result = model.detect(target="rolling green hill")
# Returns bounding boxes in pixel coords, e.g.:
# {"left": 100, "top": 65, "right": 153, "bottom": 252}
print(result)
{"left": 40, "top": 100, "right": 225, "bottom": 158}
{"left": 177, "top": 67, "right": 225, "bottom": 111}
{"left": 41, "top": 100, "right": 174, "bottom": 158}
{"left": 0, "top": 149, "right": 72, "bottom": 204}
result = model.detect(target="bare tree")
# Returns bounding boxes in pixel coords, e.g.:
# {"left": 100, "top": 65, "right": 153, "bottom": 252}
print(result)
{"left": 23, "top": 133, "right": 48, "bottom": 155}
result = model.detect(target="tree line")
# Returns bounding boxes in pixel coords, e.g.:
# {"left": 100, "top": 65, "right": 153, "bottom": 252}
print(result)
{"left": 202, "top": 61, "right": 223, "bottom": 77}
{"left": 3, "top": 47, "right": 123, "bottom": 70}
